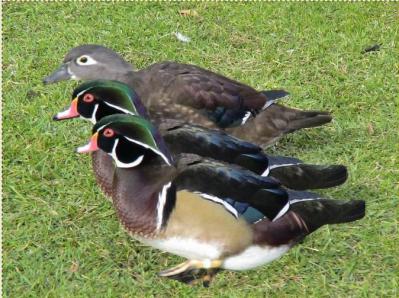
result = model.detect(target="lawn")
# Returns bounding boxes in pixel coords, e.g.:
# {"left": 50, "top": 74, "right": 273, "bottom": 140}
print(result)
{"left": 3, "top": 2, "right": 398, "bottom": 297}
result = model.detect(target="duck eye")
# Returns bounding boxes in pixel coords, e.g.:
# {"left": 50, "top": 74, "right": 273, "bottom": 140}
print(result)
{"left": 83, "top": 93, "right": 95, "bottom": 103}
{"left": 103, "top": 128, "right": 115, "bottom": 138}
{"left": 76, "top": 55, "right": 97, "bottom": 65}
{"left": 79, "top": 56, "right": 88, "bottom": 63}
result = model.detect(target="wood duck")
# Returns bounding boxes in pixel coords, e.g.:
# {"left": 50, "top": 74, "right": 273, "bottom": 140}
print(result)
{"left": 44, "top": 44, "right": 332, "bottom": 145}
{"left": 76, "top": 114, "right": 365, "bottom": 285}
{"left": 53, "top": 80, "right": 347, "bottom": 197}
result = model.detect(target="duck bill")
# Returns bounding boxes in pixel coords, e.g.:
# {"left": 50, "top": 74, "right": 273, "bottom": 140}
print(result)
{"left": 77, "top": 133, "right": 99, "bottom": 153}
{"left": 43, "top": 63, "right": 72, "bottom": 84}
{"left": 53, "top": 98, "right": 79, "bottom": 121}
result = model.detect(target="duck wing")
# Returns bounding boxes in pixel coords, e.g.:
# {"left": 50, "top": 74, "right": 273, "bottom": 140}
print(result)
{"left": 173, "top": 154, "right": 289, "bottom": 222}
{"left": 139, "top": 62, "right": 289, "bottom": 128}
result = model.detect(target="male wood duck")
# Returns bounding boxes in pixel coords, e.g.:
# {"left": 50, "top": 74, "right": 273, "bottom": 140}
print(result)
{"left": 44, "top": 44, "right": 332, "bottom": 145}
{"left": 54, "top": 80, "right": 347, "bottom": 197}
{"left": 76, "top": 114, "right": 365, "bottom": 285}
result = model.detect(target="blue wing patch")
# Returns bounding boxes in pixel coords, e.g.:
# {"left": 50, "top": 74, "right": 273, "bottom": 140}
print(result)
{"left": 225, "top": 198, "right": 266, "bottom": 223}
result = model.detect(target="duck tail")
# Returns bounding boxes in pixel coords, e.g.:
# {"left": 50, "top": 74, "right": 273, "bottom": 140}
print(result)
{"left": 288, "top": 191, "right": 366, "bottom": 233}
{"left": 270, "top": 164, "right": 348, "bottom": 190}
{"left": 285, "top": 108, "right": 332, "bottom": 133}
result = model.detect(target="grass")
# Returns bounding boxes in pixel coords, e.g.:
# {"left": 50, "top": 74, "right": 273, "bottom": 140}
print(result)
{"left": 3, "top": 2, "right": 398, "bottom": 297}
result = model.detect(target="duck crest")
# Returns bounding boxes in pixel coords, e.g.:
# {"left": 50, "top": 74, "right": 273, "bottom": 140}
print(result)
{"left": 76, "top": 80, "right": 149, "bottom": 119}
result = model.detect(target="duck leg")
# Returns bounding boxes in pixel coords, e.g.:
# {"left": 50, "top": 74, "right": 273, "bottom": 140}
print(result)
{"left": 159, "top": 260, "right": 222, "bottom": 285}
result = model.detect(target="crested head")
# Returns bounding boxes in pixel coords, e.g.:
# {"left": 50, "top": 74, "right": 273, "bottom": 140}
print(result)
{"left": 64, "top": 45, "right": 131, "bottom": 64}
{"left": 54, "top": 80, "right": 149, "bottom": 123}
{"left": 80, "top": 114, "right": 173, "bottom": 168}
{"left": 43, "top": 44, "right": 134, "bottom": 84}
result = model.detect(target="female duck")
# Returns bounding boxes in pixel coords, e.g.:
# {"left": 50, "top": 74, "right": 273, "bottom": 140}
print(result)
{"left": 44, "top": 44, "right": 332, "bottom": 145}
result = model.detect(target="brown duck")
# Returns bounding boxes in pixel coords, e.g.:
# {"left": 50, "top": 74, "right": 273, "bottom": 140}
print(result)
{"left": 44, "top": 44, "right": 332, "bottom": 145}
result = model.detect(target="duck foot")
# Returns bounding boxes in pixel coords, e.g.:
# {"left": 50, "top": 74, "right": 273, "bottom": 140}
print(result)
{"left": 201, "top": 268, "right": 220, "bottom": 287}
{"left": 159, "top": 260, "right": 222, "bottom": 286}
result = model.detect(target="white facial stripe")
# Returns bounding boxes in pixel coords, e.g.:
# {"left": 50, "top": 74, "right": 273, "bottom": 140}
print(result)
{"left": 156, "top": 182, "right": 172, "bottom": 230}
{"left": 76, "top": 55, "right": 98, "bottom": 66}
{"left": 76, "top": 89, "right": 87, "bottom": 98}
{"left": 90, "top": 104, "right": 99, "bottom": 124}
{"left": 103, "top": 101, "right": 135, "bottom": 115}
{"left": 196, "top": 192, "right": 238, "bottom": 218}
{"left": 96, "top": 124, "right": 108, "bottom": 132}
{"left": 110, "top": 138, "right": 145, "bottom": 168}
{"left": 124, "top": 136, "right": 171, "bottom": 166}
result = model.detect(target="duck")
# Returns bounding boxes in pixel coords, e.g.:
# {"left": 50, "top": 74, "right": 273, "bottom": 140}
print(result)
{"left": 75, "top": 113, "right": 365, "bottom": 286}
{"left": 53, "top": 80, "right": 347, "bottom": 197}
{"left": 43, "top": 44, "right": 332, "bottom": 146}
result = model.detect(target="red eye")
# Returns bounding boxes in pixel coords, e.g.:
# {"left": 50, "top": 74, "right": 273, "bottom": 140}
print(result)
{"left": 103, "top": 128, "right": 115, "bottom": 138}
{"left": 83, "top": 93, "right": 94, "bottom": 103}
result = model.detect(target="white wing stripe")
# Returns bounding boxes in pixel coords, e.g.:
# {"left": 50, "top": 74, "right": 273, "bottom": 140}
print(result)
{"left": 196, "top": 192, "right": 238, "bottom": 218}
{"left": 272, "top": 202, "right": 290, "bottom": 222}
{"left": 241, "top": 111, "right": 252, "bottom": 125}
{"left": 269, "top": 163, "right": 297, "bottom": 170}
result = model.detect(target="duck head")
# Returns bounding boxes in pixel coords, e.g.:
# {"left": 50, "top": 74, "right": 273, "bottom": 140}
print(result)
{"left": 53, "top": 80, "right": 148, "bottom": 123}
{"left": 77, "top": 114, "right": 173, "bottom": 168}
{"left": 43, "top": 45, "right": 132, "bottom": 84}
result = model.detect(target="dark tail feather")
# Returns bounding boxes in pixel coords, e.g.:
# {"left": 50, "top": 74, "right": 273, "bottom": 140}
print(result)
{"left": 253, "top": 193, "right": 364, "bottom": 246}
{"left": 235, "top": 153, "right": 270, "bottom": 176}
{"left": 261, "top": 90, "right": 290, "bottom": 101}
{"left": 286, "top": 109, "right": 332, "bottom": 133}
{"left": 290, "top": 198, "right": 366, "bottom": 233}
{"left": 268, "top": 155, "right": 302, "bottom": 167}
{"left": 270, "top": 164, "right": 348, "bottom": 190}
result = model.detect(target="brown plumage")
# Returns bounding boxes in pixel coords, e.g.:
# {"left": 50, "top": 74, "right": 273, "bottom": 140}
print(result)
{"left": 91, "top": 151, "right": 114, "bottom": 199}
{"left": 44, "top": 44, "right": 333, "bottom": 145}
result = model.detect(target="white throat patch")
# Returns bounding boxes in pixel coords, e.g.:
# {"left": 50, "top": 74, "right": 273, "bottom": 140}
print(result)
{"left": 196, "top": 192, "right": 238, "bottom": 218}
{"left": 90, "top": 104, "right": 99, "bottom": 124}
{"left": 124, "top": 136, "right": 171, "bottom": 166}
{"left": 110, "top": 138, "right": 145, "bottom": 168}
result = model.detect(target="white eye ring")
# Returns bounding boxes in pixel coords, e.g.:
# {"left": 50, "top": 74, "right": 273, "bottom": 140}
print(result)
{"left": 76, "top": 55, "right": 98, "bottom": 65}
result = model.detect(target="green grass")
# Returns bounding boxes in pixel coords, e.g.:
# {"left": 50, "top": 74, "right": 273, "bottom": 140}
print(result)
{"left": 3, "top": 3, "right": 398, "bottom": 297}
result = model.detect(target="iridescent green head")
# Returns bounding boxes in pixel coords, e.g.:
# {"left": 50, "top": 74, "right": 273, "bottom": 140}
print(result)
{"left": 77, "top": 114, "right": 172, "bottom": 168}
{"left": 54, "top": 80, "right": 148, "bottom": 123}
